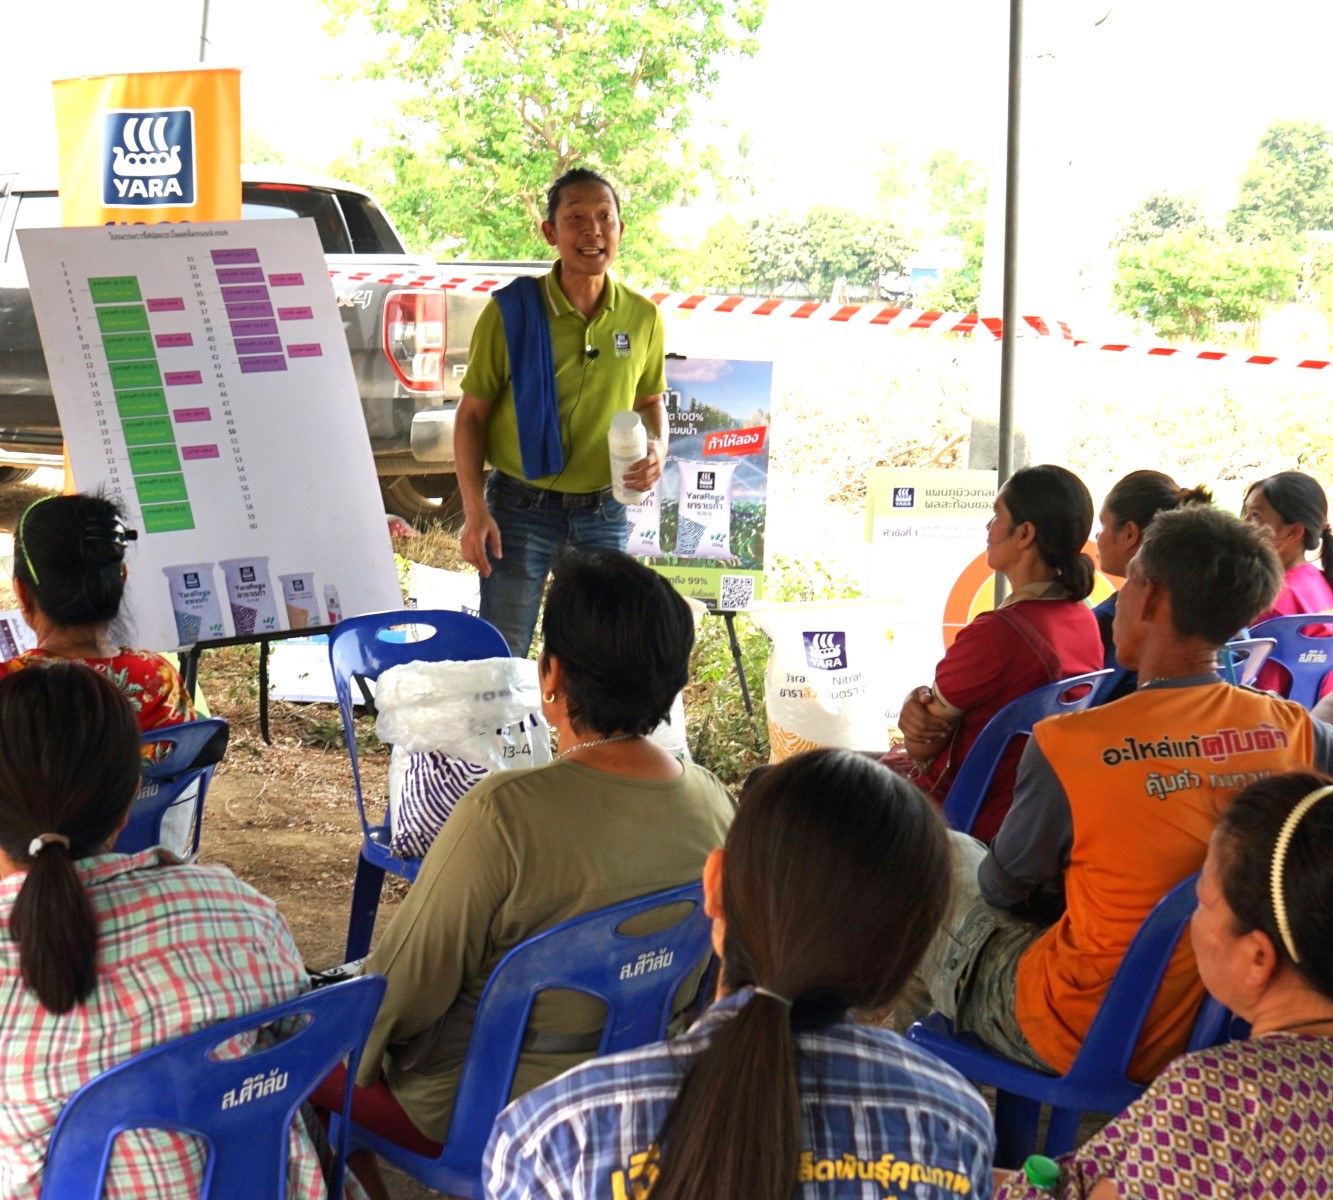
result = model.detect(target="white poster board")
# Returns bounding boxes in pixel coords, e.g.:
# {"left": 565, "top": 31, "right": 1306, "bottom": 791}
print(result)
{"left": 19, "top": 220, "right": 400, "bottom": 651}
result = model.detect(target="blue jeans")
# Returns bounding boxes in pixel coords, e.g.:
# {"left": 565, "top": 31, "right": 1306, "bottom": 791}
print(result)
{"left": 479, "top": 472, "right": 628, "bottom": 657}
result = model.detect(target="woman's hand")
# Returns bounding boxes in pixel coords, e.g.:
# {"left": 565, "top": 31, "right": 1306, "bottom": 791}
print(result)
{"left": 898, "top": 686, "right": 956, "bottom": 761}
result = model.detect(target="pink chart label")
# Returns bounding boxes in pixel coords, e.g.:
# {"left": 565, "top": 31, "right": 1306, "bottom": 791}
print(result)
{"left": 155, "top": 333, "right": 193, "bottom": 349}
{"left": 269, "top": 273, "right": 304, "bottom": 287}
{"left": 235, "top": 336, "right": 283, "bottom": 355}
{"left": 182, "top": 444, "right": 220, "bottom": 460}
{"left": 211, "top": 249, "right": 261, "bottom": 265}
{"left": 147, "top": 297, "right": 186, "bottom": 312}
{"left": 164, "top": 371, "right": 203, "bottom": 386}
{"left": 288, "top": 343, "right": 323, "bottom": 358}
{"left": 239, "top": 354, "right": 287, "bottom": 374}
{"left": 231, "top": 318, "right": 279, "bottom": 336}
{"left": 173, "top": 407, "right": 211, "bottom": 423}
{"left": 277, "top": 306, "right": 314, "bottom": 321}
{"left": 221, "top": 285, "right": 269, "bottom": 303}
{"left": 216, "top": 266, "right": 265, "bottom": 284}
{"left": 226, "top": 302, "right": 275, "bottom": 320}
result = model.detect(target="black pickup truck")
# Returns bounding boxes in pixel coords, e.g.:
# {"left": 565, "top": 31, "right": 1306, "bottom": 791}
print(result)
{"left": 0, "top": 168, "right": 539, "bottom": 519}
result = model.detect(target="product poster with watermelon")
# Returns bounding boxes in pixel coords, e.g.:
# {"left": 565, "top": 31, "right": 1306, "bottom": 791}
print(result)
{"left": 628, "top": 357, "right": 772, "bottom": 609}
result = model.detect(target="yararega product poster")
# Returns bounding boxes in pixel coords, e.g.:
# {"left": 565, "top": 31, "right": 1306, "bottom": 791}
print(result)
{"left": 633, "top": 357, "right": 772, "bottom": 609}
{"left": 19, "top": 219, "right": 401, "bottom": 651}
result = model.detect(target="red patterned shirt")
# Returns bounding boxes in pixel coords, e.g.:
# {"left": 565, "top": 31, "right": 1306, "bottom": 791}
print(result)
{"left": 0, "top": 849, "right": 360, "bottom": 1199}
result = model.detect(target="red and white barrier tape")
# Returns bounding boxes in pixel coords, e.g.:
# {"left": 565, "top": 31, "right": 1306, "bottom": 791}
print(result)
{"left": 1073, "top": 340, "right": 1333, "bottom": 372}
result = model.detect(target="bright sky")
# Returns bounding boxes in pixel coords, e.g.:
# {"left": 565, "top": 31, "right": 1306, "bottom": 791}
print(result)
{"left": 7, "top": 0, "right": 1333, "bottom": 258}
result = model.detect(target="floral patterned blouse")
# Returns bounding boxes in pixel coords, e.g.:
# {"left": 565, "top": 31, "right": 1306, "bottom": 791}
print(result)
{"left": 0, "top": 647, "right": 195, "bottom": 733}
{"left": 996, "top": 1033, "right": 1333, "bottom": 1199}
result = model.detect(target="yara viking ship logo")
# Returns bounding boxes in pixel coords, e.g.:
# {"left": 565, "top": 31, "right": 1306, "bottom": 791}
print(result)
{"left": 102, "top": 108, "right": 196, "bottom": 206}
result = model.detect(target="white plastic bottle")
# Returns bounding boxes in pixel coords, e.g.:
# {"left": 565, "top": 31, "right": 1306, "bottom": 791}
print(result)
{"left": 608, "top": 410, "right": 649, "bottom": 504}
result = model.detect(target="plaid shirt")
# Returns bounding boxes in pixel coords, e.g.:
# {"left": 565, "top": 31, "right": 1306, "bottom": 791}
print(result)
{"left": 0, "top": 849, "right": 362, "bottom": 1199}
{"left": 485, "top": 989, "right": 995, "bottom": 1200}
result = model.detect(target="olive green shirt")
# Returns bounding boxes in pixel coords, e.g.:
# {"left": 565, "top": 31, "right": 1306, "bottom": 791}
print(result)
{"left": 459, "top": 268, "right": 667, "bottom": 492}
{"left": 358, "top": 759, "right": 735, "bottom": 1141}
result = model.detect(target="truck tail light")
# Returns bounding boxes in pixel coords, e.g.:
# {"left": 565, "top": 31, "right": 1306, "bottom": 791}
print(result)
{"left": 383, "top": 289, "right": 446, "bottom": 391}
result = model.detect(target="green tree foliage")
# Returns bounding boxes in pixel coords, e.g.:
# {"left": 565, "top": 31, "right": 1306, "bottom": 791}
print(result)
{"left": 688, "top": 216, "right": 753, "bottom": 291}
{"left": 744, "top": 209, "right": 910, "bottom": 298}
{"left": 320, "top": 0, "right": 766, "bottom": 273}
{"left": 1113, "top": 229, "right": 1297, "bottom": 340}
{"left": 1228, "top": 119, "right": 1333, "bottom": 243}
{"left": 1113, "top": 191, "right": 1206, "bottom": 246}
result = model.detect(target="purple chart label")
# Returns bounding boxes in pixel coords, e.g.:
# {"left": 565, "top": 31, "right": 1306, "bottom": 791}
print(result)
{"left": 235, "top": 336, "right": 283, "bottom": 355}
{"left": 211, "top": 248, "right": 261, "bottom": 265}
{"left": 269, "top": 273, "right": 304, "bottom": 287}
{"left": 147, "top": 297, "right": 186, "bottom": 313}
{"left": 164, "top": 371, "right": 203, "bottom": 386}
{"left": 155, "top": 333, "right": 194, "bottom": 349}
{"left": 220, "top": 285, "right": 270, "bottom": 304}
{"left": 225, "top": 302, "right": 275, "bottom": 320}
{"left": 277, "top": 307, "right": 314, "bottom": 321}
{"left": 230, "top": 319, "right": 279, "bottom": 336}
{"left": 182, "top": 445, "right": 221, "bottom": 460}
{"left": 287, "top": 343, "right": 323, "bottom": 358}
{"left": 215, "top": 266, "right": 265, "bottom": 284}
{"left": 239, "top": 355, "right": 287, "bottom": 374}
{"left": 173, "top": 407, "right": 212, "bottom": 423}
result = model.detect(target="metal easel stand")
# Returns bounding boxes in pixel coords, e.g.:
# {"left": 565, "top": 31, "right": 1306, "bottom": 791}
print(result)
{"left": 713, "top": 610, "right": 759, "bottom": 746}
{"left": 179, "top": 625, "right": 334, "bottom": 746}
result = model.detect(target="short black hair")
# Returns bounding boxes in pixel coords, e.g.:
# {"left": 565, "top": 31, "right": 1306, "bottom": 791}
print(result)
{"left": 1136, "top": 505, "right": 1283, "bottom": 644}
{"left": 541, "top": 549, "right": 692, "bottom": 737}
{"left": 546, "top": 168, "right": 621, "bottom": 223}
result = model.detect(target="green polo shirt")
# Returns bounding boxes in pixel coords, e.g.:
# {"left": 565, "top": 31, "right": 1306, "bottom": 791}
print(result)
{"left": 460, "top": 267, "right": 667, "bottom": 492}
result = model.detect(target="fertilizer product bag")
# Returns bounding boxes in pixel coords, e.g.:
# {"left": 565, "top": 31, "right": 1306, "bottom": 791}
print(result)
{"left": 625, "top": 486, "right": 661, "bottom": 557}
{"left": 675, "top": 460, "right": 738, "bottom": 559}
{"left": 750, "top": 601, "right": 898, "bottom": 762}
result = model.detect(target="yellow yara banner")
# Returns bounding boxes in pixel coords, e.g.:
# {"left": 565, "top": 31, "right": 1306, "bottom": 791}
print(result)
{"left": 53, "top": 68, "right": 241, "bottom": 227}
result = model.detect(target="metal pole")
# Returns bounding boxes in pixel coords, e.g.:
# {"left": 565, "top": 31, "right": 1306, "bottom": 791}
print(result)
{"left": 994, "top": 0, "right": 1024, "bottom": 607}
{"left": 199, "top": 0, "right": 212, "bottom": 62}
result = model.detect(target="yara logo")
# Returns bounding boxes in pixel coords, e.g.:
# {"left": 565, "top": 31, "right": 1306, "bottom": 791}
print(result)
{"left": 103, "top": 108, "right": 197, "bottom": 207}
{"left": 803, "top": 631, "right": 848, "bottom": 671}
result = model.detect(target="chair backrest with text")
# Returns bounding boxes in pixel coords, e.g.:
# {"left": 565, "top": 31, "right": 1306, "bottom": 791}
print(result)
{"left": 1248, "top": 614, "right": 1333, "bottom": 707}
{"left": 42, "top": 975, "right": 386, "bottom": 1199}
{"left": 117, "top": 718, "right": 230, "bottom": 856}
{"left": 940, "top": 669, "right": 1113, "bottom": 835}
{"left": 329, "top": 609, "right": 512, "bottom": 960}
{"left": 341, "top": 881, "right": 713, "bottom": 1199}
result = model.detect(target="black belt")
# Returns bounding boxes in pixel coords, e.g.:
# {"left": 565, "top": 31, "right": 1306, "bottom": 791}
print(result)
{"left": 493, "top": 473, "right": 613, "bottom": 510}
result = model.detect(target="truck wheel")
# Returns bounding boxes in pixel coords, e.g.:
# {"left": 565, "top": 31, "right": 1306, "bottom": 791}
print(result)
{"left": 0, "top": 468, "right": 37, "bottom": 485}
{"left": 380, "top": 474, "right": 464, "bottom": 528}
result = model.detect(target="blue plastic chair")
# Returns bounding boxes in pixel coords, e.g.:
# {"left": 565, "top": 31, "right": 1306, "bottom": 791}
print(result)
{"left": 117, "top": 718, "right": 230, "bottom": 856}
{"left": 339, "top": 881, "right": 712, "bottom": 1198}
{"left": 1248, "top": 614, "right": 1333, "bottom": 706}
{"left": 940, "top": 670, "right": 1113, "bottom": 835}
{"left": 1218, "top": 637, "right": 1276, "bottom": 688}
{"left": 42, "top": 974, "right": 386, "bottom": 1199}
{"left": 907, "top": 873, "right": 1223, "bottom": 1166}
{"left": 329, "top": 608, "right": 511, "bottom": 960}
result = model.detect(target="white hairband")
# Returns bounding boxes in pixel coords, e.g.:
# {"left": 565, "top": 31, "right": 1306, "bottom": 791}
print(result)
{"left": 1270, "top": 784, "right": 1333, "bottom": 964}
{"left": 753, "top": 986, "right": 793, "bottom": 1008}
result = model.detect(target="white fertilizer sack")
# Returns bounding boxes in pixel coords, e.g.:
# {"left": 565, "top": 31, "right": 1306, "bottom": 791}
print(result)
{"left": 675, "top": 460, "right": 738, "bottom": 559}
{"left": 625, "top": 487, "right": 661, "bottom": 556}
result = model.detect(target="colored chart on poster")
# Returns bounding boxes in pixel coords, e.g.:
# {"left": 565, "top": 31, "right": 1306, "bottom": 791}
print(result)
{"left": 631, "top": 358, "right": 772, "bottom": 609}
{"left": 19, "top": 220, "right": 400, "bottom": 651}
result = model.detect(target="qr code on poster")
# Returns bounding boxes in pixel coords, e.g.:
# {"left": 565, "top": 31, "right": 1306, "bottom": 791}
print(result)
{"left": 719, "top": 574, "right": 755, "bottom": 610}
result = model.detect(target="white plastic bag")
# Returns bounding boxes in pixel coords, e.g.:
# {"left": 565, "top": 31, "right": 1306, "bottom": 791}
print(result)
{"left": 376, "top": 657, "right": 553, "bottom": 856}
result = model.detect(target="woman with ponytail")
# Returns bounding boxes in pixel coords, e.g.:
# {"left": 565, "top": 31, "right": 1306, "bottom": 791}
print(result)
{"left": 894, "top": 464, "right": 1103, "bottom": 841}
{"left": 1093, "top": 470, "right": 1213, "bottom": 701}
{"left": 1243, "top": 471, "right": 1333, "bottom": 697}
{"left": 2, "top": 493, "right": 193, "bottom": 731}
{"left": 0, "top": 664, "right": 359, "bottom": 1199}
{"left": 485, "top": 750, "right": 995, "bottom": 1200}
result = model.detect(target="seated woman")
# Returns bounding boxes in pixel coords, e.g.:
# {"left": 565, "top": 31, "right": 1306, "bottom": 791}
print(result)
{"left": 1092, "top": 470, "right": 1212, "bottom": 702}
{"left": 333, "top": 549, "right": 735, "bottom": 1188}
{"left": 1243, "top": 470, "right": 1333, "bottom": 696}
{"left": 996, "top": 770, "right": 1333, "bottom": 1198}
{"left": 484, "top": 749, "right": 995, "bottom": 1200}
{"left": 896, "top": 464, "right": 1103, "bottom": 841}
{"left": 2, "top": 494, "right": 194, "bottom": 730}
{"left": 0, "top": 663, "right": 357, "bottom": 1198}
